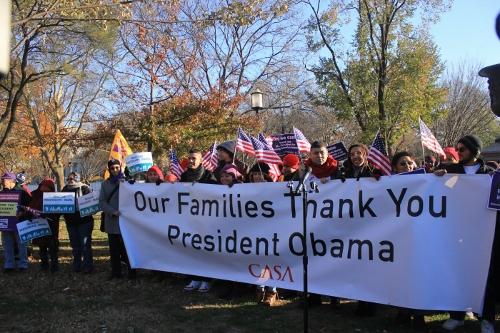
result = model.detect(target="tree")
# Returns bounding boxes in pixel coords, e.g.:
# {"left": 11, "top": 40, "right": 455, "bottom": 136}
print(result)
{"left": 436, "top": 62, "right": 500, "bottom": 147}
{"left": 305, "top": 0, "right": 449, "bottom": 153}
{"left": 21, "top": 61, "right": 108, "bottom": 190}
{"left": 0, "top": 0, "right": 128, "bottom": 152}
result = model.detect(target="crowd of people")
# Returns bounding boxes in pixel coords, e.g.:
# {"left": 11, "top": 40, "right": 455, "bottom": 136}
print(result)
{"left": 0, "top": 133, "right": 498, "bottom": 333}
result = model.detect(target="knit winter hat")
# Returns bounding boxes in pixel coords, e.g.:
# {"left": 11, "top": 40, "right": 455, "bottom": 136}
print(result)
{"left": 217, "top": 141, "right": 236, "bottom": 158}
{"left": 108, "top": 158, "right": 121, "bottom": 169}
{"left": 221, "top": 163, "right": 242, "bottom": 179}
{"left": 282, "top": 154, "right": 300, "bottom": 169}
{"left": 458, "top": 135, "right": 482, "bottom": 158}
{"left": 166, "top": 174, "right": 178, "bottom": 182}
{"left": 147, "top": 165, "right": 164, "bottom": 182}
{"left": 1, "top": 172, "right": 16, "bottom": 180}
{"left": 443, "top": 147, "right": 459, "bottom": 161}
{"left": 16, "top": 172, "right": 26, "bottom": 184}
{"left": 39, "top": 178, "right": 56, "bottom": 192}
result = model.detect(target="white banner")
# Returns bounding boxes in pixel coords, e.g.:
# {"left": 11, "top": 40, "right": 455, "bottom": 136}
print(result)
{"left": 119, "top": 174, "right": 496, "bottom": 313}
{"left": 17, "top": 218, "right": 52, "bottom": 243}
{"left": 78, "top": 191, "right": 100, "bottom": 217}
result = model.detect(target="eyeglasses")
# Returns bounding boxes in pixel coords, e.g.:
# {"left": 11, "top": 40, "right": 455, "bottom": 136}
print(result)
{"left": 399, "top": 161, "right": 413, "bottom": 166}
{"left": 109, "top": 166, "right": 121, "bottom": 170}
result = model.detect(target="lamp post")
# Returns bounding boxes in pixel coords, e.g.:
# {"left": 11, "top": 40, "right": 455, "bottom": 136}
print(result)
{"left": 249, "top": 89, "right": 289, "bottom": 134}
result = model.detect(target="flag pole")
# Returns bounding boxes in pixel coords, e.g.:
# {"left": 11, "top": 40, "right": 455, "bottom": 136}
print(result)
{"left": 418, "top": 118, "right": 426, "bottom": 166}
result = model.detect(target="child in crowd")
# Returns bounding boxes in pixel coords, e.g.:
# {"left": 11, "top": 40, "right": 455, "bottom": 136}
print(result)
{"left": 29, "top": 178, "right": 60, "bottom": 272}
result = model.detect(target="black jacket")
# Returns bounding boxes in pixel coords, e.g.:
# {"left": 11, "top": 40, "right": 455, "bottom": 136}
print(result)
{"left": 180, "top": 166, "right": 217, "bottom": 184}
{"left": 437, "top": 159, "right": 493, "bottom": 175}
{"left": 336, "top": 160, "right": 381, "bottom": 180}
{"left": 61, "top": 183, "right": 93, "bottom": 224}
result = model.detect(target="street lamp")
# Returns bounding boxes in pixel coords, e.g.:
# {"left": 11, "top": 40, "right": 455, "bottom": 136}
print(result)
{"left": 251, "top": 89, "right": 263, "bottom": 112}
{"left": 249, "top": 89, "right": 290, "bottom": 133}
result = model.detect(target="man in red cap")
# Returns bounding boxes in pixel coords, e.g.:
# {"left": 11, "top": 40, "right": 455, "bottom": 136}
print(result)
{"left": 281, "top": 154, "right": 301, "bottom": 181}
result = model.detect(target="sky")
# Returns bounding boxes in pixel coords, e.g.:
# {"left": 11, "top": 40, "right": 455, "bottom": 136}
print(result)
{"left": 430, "top": 0, "right": 500, "bottom": 69}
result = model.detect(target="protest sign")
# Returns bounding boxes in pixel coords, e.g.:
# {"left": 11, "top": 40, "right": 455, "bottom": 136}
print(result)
{"left": 327, "top": 142, "right": 348, "bottom": 161}
{"left": 125, "top": 152, "right": 154, "bottom": 175}
{"left": 43, "top": 192, "right": 75, "bottom": 213}
{"left": 488, "top": 171, "right": 500, "bottom": 210}
{"left": 16, "top": 218, "right": 52, "bottom": 243}
{"left": 0, "top": 192, "right": 20, "bottom": 231}
{"left": 119, "top": 175, "right": 495, "bottom": 313}
{"left": 270, "top": 133, "right": 299, "bottom": 157}
{"left": 78, "top": 191, "right": 101, "bottom": 217}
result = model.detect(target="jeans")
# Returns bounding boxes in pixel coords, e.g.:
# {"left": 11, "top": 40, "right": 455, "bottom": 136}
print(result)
{"left": 66, "top": 221, "right": 94, "bottom": 271}
{"left": 2, "top": 231, "right": 28, "bottom": 269}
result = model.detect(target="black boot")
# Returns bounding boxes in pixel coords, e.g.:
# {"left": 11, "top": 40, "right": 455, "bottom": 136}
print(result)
{"left": 40, "top": 247, "right": 49, "bottom": 271}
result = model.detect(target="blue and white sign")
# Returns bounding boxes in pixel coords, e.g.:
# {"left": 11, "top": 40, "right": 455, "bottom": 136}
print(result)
{"left": 43, "top": 192, "right": 75, "bottom": 213}
{"left": 488, "top": 171, "right": 500, "bottom": 210}
{"left": 78, "top": 191, "right": 101, "bottom": 217}
{"left": 327, "top": 142, "right": 348, "bottom": 161}
{"left": 125, "top": 152, "right": 154, "bottom": 175}
{"left": 16, "top": 218, "right": 52, "bottom": 243}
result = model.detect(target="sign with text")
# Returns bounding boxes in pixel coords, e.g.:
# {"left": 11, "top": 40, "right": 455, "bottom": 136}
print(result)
{"left": 43, "top": 192, "right": 75, "bottom": 214}
{"left": 488, "top": 171, "right": 500, "bottom": 210}
{"left": 270, "top": 133, "right": 299, "bottom": 158}
{"left": 17, "top": 218, "right": 52, "bottom": 243}
{"left": 120, "top": 175, "right": 495, "bottom": 313}
{"left": 327, "top": 142, "right": 348, "bottom": 161}
{"left": 125, "top": 152, "right": 154, "bottom": 175}
{"left": 0, "top": 192, "right": 20, "bottom": 231}
{"left": 78, "top": 191, "right": 100, "bottom": 217}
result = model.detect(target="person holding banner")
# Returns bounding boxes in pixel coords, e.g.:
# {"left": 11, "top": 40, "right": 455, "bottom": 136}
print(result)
{"left": 214, "top": 141, "right": 249, "bottom": 181}
{"left": 100, "top": 159, "right": 136, "bottom": 280}
{"left": 281, "top": 154, "right": 301, "bottom": 181}
{"left": 391, "top": 152, "right": 417, "bottom": 174}
{"left": 337, "top": 144, "right": 379, "bottom": 316}
{"left": 180, "top": 149, "right": 217, "bottom": 184}
{"left": 181, "top": 149, "right": 217, "bottom": 293}
{"left": 305, "top": 141, "right": 338, "bottom": 184}
{"left": 434, "top": 135, "right": 497, "bottom": 333}
{"left": 30, "top": 178, "right": 60, "bottom": 272}
{"left": 145, "top": 165, "right": 164, "bottom": 184}
{"left": 0, "top": 172, "right": 31, "bottom": 272}
{"left": 61, "top": 172, "right": 94, "bottom": 274}
{"left": 338, "top": 144, "right": 381, "bottom": 180}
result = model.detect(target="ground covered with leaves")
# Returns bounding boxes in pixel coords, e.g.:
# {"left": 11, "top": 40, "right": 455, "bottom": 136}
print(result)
{"left": 0, "top": 227, "right": 498, "bottom": 333}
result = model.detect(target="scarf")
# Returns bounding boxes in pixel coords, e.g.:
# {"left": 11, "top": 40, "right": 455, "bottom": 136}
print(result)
{"left": 109, "top": 172, "right": 125, "bottom": 184}
{"left": 306, "top": 156, "right": 338, "bottom": 178}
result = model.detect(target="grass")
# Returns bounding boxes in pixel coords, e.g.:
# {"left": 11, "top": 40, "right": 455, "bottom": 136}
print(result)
{"left": 0, "top": 222, "right": 497, "bottom": 333}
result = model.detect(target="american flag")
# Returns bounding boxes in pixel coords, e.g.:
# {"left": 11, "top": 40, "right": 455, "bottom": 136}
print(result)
{"left": 235, "top": 127, "right": 255, "bottom": 156}
{"left": 419, "top": 118, "right": 446, "bottom": 158}
{"left": 293, "top": 127, "right": 311, "bottom": 153}
{"left": 367, "top": 132, "right": 392, "bottom": 176}
{"left": 169, "top": 150, "right": 185, "bottom": 179}
{"left": 258, "top": 134, "right": 282, "bottom": 181}
{"left": 251, "top": 136, "right": 283, "bottom": 165}
{"left": 202, "top": 142, "right": 218, "bottom": 172}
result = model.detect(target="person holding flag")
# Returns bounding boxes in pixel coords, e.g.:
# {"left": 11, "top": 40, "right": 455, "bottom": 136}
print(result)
{"left": 213, "top": 140, "right": 249, "bottom": 181}
{"left": 180, "top": 149, "right": 217, "bottom": 184}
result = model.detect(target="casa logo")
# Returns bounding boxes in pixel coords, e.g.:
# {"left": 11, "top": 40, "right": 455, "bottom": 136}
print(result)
{"left": 248, "top": 263, "right": 294, "bottom": 282}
